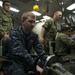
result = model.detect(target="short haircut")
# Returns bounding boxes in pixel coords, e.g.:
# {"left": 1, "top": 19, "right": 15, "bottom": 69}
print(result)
{"left": 54, "top": 11, "right": 62, "bottom": 14}
{"left": 62, "top": 27, "right": 71, "bottom": 32}
{"left": 2, "top": 0, "right": 10, "bottom": 7}
{"left": 61, "top": 25, "right": 71, "bottom": 32}
{"left": 21, "top": 11, "right": 36, "bottom": 20}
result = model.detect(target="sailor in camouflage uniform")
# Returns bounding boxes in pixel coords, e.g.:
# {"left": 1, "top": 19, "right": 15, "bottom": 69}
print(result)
{"left": 40, "top": 11, "right": 62, "bottom": 54}
{"left": 0, "top": 1, "right": 13, "bottom": 56}
{"left": 3, "top": 12, "right": 46, "bottom": 75}
{"left": 0, "top": 1, "right": 13, "bottom": 40}
{"left": 55, "top": 25, "right": 75, "bottom": 61}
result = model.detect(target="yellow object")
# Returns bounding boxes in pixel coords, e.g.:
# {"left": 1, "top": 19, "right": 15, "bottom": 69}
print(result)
{"left": 33, "top": 5, "right": 40, "bottom": 11}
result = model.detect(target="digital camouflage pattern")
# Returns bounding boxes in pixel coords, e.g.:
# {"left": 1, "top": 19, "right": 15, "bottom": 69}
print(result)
{"left": 43, "top": 18, "right": 57, "bottom": 54}
{"left": 55, "top": 33, "right": 75, "bottom": 61}
{"left": 3, "top": 26, "right": 45, "bottom": 75}
{"left": 0, "top": 11, "right": 13, "bottom": 40}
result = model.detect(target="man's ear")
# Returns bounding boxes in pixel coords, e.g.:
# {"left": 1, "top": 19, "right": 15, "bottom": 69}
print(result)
{"left": 22, "top": 19, "right": 25, "bottom": 24}
{"left": 22, "top": 19, "right": 25, "bottom": 22}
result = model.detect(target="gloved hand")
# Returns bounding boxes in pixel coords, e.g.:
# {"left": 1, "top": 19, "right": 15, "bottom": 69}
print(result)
{"left": 37, "top": 54, "right": 48, "bottom": 68}
{"left": 41, "top": 54, "right": 48, "bottom": 61}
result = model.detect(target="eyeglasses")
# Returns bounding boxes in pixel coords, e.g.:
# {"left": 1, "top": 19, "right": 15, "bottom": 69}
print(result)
{"left": 28, "top": 20, "right": 35, "bottom": 24}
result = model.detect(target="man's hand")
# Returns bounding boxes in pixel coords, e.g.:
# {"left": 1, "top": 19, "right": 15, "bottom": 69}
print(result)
{"left": 36, "top": 65, "right": 43, "bottom": 75}
{"left": 40, "top": 27, "right": 45, "bottom": 44}
{"left": 4, "top": 34, "right": 9, "bottom": 38}
{"left": 40, "top": 37, "right": 44, "bottom": 44}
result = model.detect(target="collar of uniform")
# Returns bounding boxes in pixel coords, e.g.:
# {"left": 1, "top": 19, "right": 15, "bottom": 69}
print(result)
{"left": 2, "top": 10, "right": 10, "bottom": 16}
{"left": 53, "top": 18, "right": 55, "bottom": 22}
{"left": 20, "top": 26, "right": 31, "bottom": 37}
{"left": 51, "top": 18, "right": 56, "bottom": 25}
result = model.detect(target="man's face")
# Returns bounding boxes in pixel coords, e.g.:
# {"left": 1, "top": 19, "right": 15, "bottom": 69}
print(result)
{"left": 3, "top": 2, "right": 10, "bottom": 12}
{"left": 22, "top": 16, "right": 36, "bottom": 32}
{"left": 55, "top": 12, "right": 62, "bottom": 21}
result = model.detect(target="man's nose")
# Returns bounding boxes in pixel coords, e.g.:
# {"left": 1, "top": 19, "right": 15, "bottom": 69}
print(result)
{"left": 32, "top": 22, "right": 35, "bottom": 26}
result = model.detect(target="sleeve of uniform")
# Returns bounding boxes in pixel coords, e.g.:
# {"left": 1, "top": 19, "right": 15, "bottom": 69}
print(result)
{"left": 60, "top": 34, "right": 75, "bottom": 49}
{"left": 33, "top": 34, "right": 45, "bottom": 55}
{"left": 42, "top": 19, "right": 51, "bottom": 29}
{"left": 33, "top": 34, "right": 46, "bottom": 67}
{"left": 9, "top": 30, "right": 35, "bottom": 70}
{"left": 0, "top": 12, "right": 6, "bottom": 38}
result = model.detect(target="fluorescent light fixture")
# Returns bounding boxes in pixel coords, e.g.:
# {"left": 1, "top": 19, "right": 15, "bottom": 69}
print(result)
{"left": 40, "top": 16, "right": 51, "bottom": 22}
{"left": 35, "top": 0, "right": 40, "bottom": 1}
{"left": 36, "top": 20, "right": 39, "bottom": 23}
{"left": 40, "top": 19, "right": 46, "bottom": 22}
{"left": 0, "top": 1, "right": 2, "bottom": 7}
{"left": 43, "top": 15, "right": 51, "bottom": 19}
{"left": 73, "top": 11, "right": 75, "bottom": 13}
{"left": 32, "top": 11, "right": 41, "bottom": 16}
{"left": 0, "top": 1, "right": 19, "bottom": 12}
{"left": 10, "top": 7, "right": 19, "bottom": 12}
{"left": 67, "top": 3, "right": 75, "bottom": 10}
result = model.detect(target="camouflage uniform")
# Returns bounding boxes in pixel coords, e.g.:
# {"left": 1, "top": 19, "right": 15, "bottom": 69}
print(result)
{"left": 4, "top": 26, "right": 45, "bottom": 75}
{"left": 0, "top": 11, "right": 13, "bottom": 40}
{"left": 43, "top": 18, "right": 57, "bottom": 54}
{"left": 0, "top": 11, "right": 13, "bottom": 56}
{"left": 55, "top": 33, "right": 75, "bottom": 61}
